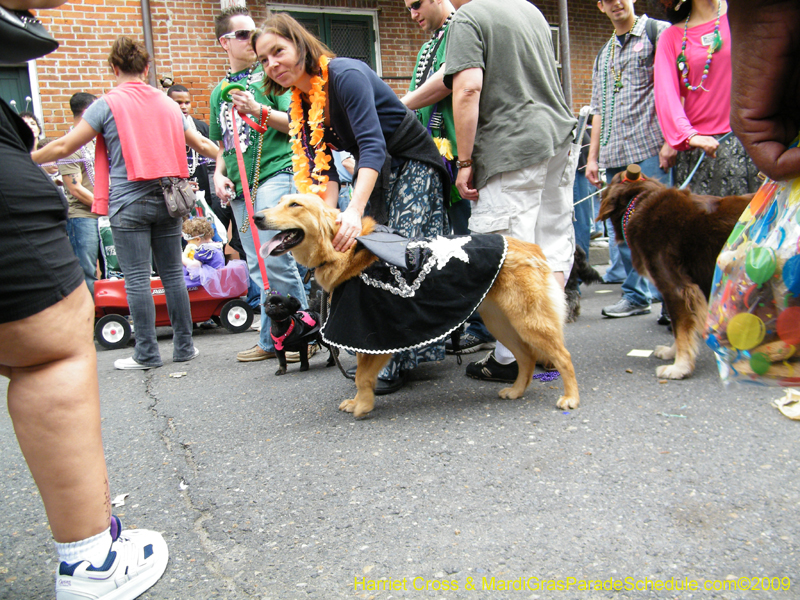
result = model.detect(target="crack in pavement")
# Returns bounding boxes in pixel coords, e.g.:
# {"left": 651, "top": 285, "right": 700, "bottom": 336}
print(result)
{"left": 144, "top": 372, "right": 254, "bottom": 597}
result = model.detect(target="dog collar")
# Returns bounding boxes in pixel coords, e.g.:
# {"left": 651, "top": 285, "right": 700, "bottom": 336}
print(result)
{"left": 621, "top": 194, "right": 641, "bottom": 245}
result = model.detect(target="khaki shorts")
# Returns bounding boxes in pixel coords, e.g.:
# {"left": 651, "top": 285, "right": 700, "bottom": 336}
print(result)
{"left": 469, "top": 140, "right": 576, "bottom": 273}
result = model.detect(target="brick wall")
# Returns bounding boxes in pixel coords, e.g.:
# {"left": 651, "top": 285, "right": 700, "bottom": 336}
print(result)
{"left": 34, "top": 0, "right": 651, "bottom": 137}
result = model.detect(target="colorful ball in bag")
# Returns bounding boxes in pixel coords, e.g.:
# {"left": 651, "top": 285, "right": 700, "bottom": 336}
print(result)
{"left": 221, "top": 81, "right": 246, "bottom": 103}
{"left": 726, "top": 222, "right": 746, "bottom": 247}
{"left": 726, "top": 312, "right": 766, "bottom": 350}
{"left": 745, "top": 247, "right": 776, "bottom": 285}
{"left": 749, "top": 352, "right": 772, "bottom": 375}
{"left": 777, "top": 306, "right": 800, "bottom": 345}
{"left": 783, "top": 255, "right": 800, "bottom": 295}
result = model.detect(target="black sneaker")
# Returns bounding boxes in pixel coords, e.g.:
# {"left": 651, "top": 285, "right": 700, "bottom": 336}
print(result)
{"left": 466, "top": 351, "right": 518, "bottom": 383}
{"left": 445, "top": 332, "right": 496, "bottom": 355}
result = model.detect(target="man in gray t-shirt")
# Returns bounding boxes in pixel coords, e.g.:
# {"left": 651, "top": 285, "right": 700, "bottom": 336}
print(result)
{"left": 444, "top": 0, "right": 577, "bottom": 383}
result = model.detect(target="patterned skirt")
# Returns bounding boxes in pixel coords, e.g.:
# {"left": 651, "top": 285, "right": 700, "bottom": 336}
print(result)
{"left": 384, "top": 159, "right": 447, "bottom": 373}
{"left": 675, "top": 133, "right": 760, "bottom": 196}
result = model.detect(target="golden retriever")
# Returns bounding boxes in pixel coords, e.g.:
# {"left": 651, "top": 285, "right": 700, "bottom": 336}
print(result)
{"left": 597, "top": 167, "right": 751, "bottom": 379}
{"left": 255, "top": 194, "right": 579, "bottom": 418}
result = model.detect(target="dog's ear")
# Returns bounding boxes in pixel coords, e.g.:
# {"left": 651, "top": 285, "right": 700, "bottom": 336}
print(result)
{"left": 597, "top": 179, "right": 659, "bottom": 222}
{"left": 596, "top": 185, "right": 625, "bottom": 223}
{"left": 287, "top": 295, "right": 302, "bottom": 312}
{"left": 319, "top": 205, "right": 338, "bottom": 242}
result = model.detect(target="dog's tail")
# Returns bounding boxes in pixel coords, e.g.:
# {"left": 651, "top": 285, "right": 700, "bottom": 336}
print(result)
{"left": 573, "top": 246, "right": 604, "bottom": 286}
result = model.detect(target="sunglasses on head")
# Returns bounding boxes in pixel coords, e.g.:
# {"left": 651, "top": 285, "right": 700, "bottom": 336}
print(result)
{"left": 407, "top": 0, "right": 424, "bottom": 11}
{"left": 221, "top": 29, "right": 254, "bottom": 42}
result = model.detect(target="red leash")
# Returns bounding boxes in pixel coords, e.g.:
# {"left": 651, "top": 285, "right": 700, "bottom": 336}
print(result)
{"left": 229, "top": 110, "right": 269, "bottom": 289}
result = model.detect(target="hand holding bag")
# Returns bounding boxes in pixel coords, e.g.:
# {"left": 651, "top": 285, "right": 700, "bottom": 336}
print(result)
{"left": 0, "top": 6, "right": 58, "bottom": 64}
{"left": 160, "top": 176, "right": 196, "bottom": 218}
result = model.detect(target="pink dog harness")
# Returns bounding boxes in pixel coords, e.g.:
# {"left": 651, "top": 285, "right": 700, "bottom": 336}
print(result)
{"left": 271, "top": 311, "right": 318, "bottom": 351}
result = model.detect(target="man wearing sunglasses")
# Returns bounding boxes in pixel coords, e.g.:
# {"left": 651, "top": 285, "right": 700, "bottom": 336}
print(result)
{"left": 401, "top": 0, "right": 496, "bottom": 357}
{"left": 210, "top": 6, "right": 309, "bottom": 363}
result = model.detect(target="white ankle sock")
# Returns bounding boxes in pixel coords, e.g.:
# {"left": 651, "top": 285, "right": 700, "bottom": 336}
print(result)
{"left": 55, "top": 527, "right": 112, "bottom": 567}
{"left": 493, "top": 343, "right": 516, "bottom": 365}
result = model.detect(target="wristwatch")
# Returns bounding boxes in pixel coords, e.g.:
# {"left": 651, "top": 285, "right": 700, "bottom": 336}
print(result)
{"left": 455, "top": 158, "right": 473, "bottom": 169}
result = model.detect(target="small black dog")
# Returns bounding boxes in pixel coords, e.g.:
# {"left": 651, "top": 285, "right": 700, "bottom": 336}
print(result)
{"left": 565, "top": 246, "right": 604, "bottom": 323}
{"left": 264, "top": 292, "right": 327, "bottom": 376}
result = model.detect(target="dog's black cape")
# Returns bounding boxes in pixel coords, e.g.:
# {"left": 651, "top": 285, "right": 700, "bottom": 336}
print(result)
{"left": 322, "top": 231, "right": 507, "bottom": 354}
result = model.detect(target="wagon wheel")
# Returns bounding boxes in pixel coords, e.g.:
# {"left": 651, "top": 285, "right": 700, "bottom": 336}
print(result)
{"left": 95, "top": 314, "right": 132, "bottom": 350}
{"left": 220, "top": 299, "right": 254, "bottom": 333}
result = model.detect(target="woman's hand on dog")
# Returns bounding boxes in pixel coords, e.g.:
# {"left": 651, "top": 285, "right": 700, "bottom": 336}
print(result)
{"left": 333, "top": 205, "right": 363, "bottom": 252}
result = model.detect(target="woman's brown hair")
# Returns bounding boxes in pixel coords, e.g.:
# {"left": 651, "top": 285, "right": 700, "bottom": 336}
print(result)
{"left": 108, "top": 36, "right": 150, "bottom": 76}
{"left": 252, "top": 13, "right": 335, "bottom": 96}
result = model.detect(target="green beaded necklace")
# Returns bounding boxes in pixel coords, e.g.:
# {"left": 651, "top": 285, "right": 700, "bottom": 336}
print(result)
{"left": 600, "top": 17, "right": 638, "bottom": 147}
{"left": 675, "top": 0, "right": 723, "bottom": 92}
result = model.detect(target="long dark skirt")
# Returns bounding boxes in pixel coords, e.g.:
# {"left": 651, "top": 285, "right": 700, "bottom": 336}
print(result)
{"left": 383, "top": 159, "right": 447, "bottom": 374}
{"left": 675, "top": 133, "right": 760, "bottom": 196}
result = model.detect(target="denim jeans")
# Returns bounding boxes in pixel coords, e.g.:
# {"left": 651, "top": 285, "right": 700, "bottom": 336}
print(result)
{"left": 606, "top": 155, "right": 671, "bottom": 305}
{"left": 448, "top": 197, "right": 492, "bottom": 342}
{"left": 231, "top": 172, "right": 307, "bottom": 351}
{"left": 337, "top": 183, "right": 352, "bottom": 212}
{"left": 110, "top": 194, "right": 194, "bottom": 366}
{"left": 572, "top": 170, "right": 592, "bottom": 255}
{"left": 66, "top": 217, "right": 101, "bottom": 296}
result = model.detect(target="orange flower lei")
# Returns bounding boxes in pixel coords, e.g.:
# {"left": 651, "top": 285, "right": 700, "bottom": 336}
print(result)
{"left": 289, "top": 55, "right": 332, "bottom": 195}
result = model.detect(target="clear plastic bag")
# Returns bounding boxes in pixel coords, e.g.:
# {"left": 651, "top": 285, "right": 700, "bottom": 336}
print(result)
{"left": 705, "top": 176, "right": 800, "bottom": 386}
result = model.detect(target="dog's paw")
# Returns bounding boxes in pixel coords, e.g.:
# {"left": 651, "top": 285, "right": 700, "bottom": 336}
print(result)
{"left": 352, "top": 405, "right": 373, "bottom": 419}
{"left": 339, "top": 398, "right": 356, "bottom": 412}
{"left": 656, "top": 364, "right": 691, "bottom": 379}
{"left": 556, "top": 395, "right": 580, "bottom": 410}
{"left": 299, "top": 365, "right": 309, "bottom": 372}
{"left": 498, "top": 386, "right": 524, "bottom": 400}
{"left": 275, "top": 368, "right": 287, "bottom": 376}
{"left": 654, "top": 344, "right": 676, "bottom": 360}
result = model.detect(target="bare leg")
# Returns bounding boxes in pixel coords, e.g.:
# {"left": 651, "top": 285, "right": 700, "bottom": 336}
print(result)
{"left": 0, "top": 285, "right": 110, "bottom": 543}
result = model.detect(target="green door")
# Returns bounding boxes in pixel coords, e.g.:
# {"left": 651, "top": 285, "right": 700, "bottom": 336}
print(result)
{"left": 286, "top": 11, "right": 376, "bottom": 71}
{"left": 0, "top": 66, "right": 33, "bottom": 113}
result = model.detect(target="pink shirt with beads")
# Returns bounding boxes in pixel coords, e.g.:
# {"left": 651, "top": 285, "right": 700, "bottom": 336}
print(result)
{"left": 654, "top": 12, "right": 732, "bottom": 151}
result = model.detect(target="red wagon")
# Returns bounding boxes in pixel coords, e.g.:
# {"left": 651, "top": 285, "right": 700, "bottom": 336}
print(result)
{"left": 93, "top": 262, "right": 254, "bottom": 350}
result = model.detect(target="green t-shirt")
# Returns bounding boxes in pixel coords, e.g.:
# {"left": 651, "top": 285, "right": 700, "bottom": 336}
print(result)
{"left": 409, "top": 24, "right": 457, "bottom": 158}
{"left": 209, "top": 64, "right": 293, "bottom": 196}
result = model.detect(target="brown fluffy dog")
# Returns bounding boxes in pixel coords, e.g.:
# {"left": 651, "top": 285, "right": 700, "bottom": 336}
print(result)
{"left": 597, "top": 171, "right": 751, "bottom": 379}
{"left": 254, "top": 194, "right": 579, "bottom": 418}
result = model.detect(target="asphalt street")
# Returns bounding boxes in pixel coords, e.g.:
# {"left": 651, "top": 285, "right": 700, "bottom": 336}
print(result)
{"left": 1, "top": 281, "right": 797, "bottom": 600}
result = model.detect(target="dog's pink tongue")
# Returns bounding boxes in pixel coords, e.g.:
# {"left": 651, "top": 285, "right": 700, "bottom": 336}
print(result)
{"left": 260, "top": 236, "right": 283, "bottom": 259}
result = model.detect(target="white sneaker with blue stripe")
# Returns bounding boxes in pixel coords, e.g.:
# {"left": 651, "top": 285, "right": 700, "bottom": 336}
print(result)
{"left": 56, "top": 516, "right": 168, "bottom": 600}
